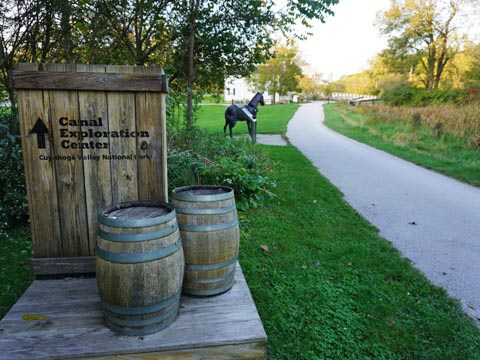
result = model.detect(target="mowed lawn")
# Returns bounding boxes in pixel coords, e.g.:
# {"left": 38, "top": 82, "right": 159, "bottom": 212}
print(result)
{"left": 239, "top": 145, "right": 480, "bottom": 359}
{"left": 198, "top": 103, "right": 299, "bottom": 135}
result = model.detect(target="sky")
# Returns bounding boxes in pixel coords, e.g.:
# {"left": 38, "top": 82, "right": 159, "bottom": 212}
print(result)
{"left": 298, "top": 0, "right": 391, "bottom": 81}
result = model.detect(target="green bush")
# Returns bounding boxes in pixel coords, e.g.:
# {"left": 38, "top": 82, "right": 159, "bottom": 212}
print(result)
{"left": 0, "top": 109, "right": 28, "bottom": 238}
{"left": 380, "top": 81, "right": 420, "bottom": 106}
{"left": 381, "top": 81, "right": 473, "bottom": 106}
{"left": 168, "top": 133, "right": 276, "bottom": 211}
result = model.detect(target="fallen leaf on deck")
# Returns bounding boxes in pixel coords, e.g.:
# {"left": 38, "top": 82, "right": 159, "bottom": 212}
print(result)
{"left": 467, "top": 302, "right": 476, "bottom": 310}
{"left": 408, "top": 221, "right": 417, "bottom": 225}
{"left": 22, "top": 314, "right": 49, "bottom": 321}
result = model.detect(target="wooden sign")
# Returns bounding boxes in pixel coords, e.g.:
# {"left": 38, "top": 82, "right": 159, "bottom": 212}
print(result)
{"left": 12, "top": 64, "right": 168, "bottom": 275}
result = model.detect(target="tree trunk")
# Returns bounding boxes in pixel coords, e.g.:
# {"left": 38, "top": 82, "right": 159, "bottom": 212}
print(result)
{"left": 134, "top": 0, "right": 144, "bottom": 65}
{"left": 60, "top": 0, "right": 73, "bottom": 62}
{"left": 185, "top": 0, "right": 200, "bottom": 129}
{"left": 427, "top": 44, "right": 436, "bottom": 90}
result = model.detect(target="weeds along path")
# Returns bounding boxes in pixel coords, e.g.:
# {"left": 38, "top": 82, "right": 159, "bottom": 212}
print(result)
{"left": 287, "top": 101, "right": 480, "bottom": 323}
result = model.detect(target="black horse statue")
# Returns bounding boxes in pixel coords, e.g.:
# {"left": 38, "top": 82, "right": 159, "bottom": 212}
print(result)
{"left": 224, "top": 92, "right": 264, "bottom": 143}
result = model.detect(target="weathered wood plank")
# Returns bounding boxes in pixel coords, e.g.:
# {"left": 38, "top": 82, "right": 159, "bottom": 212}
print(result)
{"left": 106, "top": 66, "right": 138, "bottom": 204}
{"left": 16, "top": 87, "right": 63, "bottom": 257}
{"left": 11, "top": 71, "right": 168, "bottom": 92}
{"left": 89, "top": 343, "right": 266, "bottom": 360}
{"left": 0, "top": 264, "right": 267, "bottom": 359}
{"left": 0, "top": 320, "right": 266, "bottom": 359}
{"left": 30, "top": 256, "right": 96, "bottom": 275}
{"left": 77, "top": 65, "right": 112, "bottom": 255}
{"left": 134, "top": 66, "right": 167, "bottom": 202}
{"left": 49, "top": 87, "right": 90, "bottom": 256}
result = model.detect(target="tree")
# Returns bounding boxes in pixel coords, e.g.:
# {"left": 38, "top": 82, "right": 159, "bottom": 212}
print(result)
{"left": 333, "top": 71, "right": 377, "bottom": 95}
{"left": 376, "top": 0, "right": 473, "bottom": 89}
{"left": 248, "top": 42, "right": 303, "bottom": 103}
{"left": 88, "top": 0, "right": 172, "bottom": 65}
{"left": 0, "top": 0, "right": 44, "bottom": 102}
{"left": 167, "top": 0, "right": 275, "bottom": 127}
{"left": 299, "top": 72, "right": 324, "bottom": 99}
{"left": 464, "top": 42, "right": 480, "bottom": 88}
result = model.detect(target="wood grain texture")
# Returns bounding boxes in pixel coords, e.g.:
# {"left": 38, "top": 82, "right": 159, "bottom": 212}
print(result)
{"left": 49, "top": 86, "right": 90, "bottom": 256}
{"left": 11, "top": 71, "right": 168, "bottom": 92}
{"left": 16, "top": 87, "right": 63, "bottom": 257}
{"left": 90, "top": 343, "right": 267, "bottom": 359}
{"left": 30, "top": 256, "right": 96, "bottom": 275}
{"left": 134, "top": 66, "right": 167, "bottom": 202}
{"left": 106, "top": 65, "right": 138, "bottom": 204}
{"left": 77, "top": 64, "right": 112, "bottom": 255}
{"left": 0, "top": 263, "right": 267, "bottom": 359}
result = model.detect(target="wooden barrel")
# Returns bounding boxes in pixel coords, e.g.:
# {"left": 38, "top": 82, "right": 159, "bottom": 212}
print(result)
{"left": 171, "top": 185, "right": 239, "bottom": 296}
{"left": 96, "top": 201, "right": 184, "bottom": 336}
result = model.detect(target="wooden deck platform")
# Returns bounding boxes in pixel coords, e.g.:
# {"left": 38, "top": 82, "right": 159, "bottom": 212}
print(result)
{"left": 0, "top": 263, "right": 267, "bottom": 359}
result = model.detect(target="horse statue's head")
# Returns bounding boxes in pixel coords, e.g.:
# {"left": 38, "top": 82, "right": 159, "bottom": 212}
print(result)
{"left": 249, "top": 92, "right": 265, "bottom": 108}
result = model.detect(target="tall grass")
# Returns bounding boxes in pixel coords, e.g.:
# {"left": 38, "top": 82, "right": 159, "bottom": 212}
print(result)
{"left": 324, "top": 102, "right": 480, "bottom": 187}
{"left": 359, "top": 103, "right": 480, "bottom": 148}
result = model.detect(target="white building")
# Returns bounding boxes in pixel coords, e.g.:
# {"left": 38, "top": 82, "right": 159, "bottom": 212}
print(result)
{"left": 224, "top": 77, "right": 275, "bottom": 104}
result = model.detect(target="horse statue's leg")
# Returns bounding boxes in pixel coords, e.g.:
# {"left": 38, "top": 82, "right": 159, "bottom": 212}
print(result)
{"left": 251, "top": 121, "right": 257, "bottom": 144}
{"left": 246, "top": 120, "right": 252, "bottom": 139}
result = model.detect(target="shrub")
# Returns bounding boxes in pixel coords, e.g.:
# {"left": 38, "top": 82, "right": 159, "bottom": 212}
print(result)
{"left": 381, "top": 80, "right": 418, "bottom": 106}
{"left": 381, "top": 81, "right": 474, "bottom": 106}
{"left": 168, "top": 133, "right": 276, "bottom": 211}
{"left": 0, "top": 109, "right": 28, "bottom": 238}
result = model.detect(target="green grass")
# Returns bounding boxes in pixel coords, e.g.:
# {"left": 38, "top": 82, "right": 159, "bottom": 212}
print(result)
{"left": 197, "top": 103, "right": 299, "bottom": 135}
{"left": 239, "top": 145, "right": 480, "bottom": 359}
{"left": 0, "top": 225, "right": 33, "bottom": 318}
{"left": 323, "top": 102, "right": 480, "bottom": 187}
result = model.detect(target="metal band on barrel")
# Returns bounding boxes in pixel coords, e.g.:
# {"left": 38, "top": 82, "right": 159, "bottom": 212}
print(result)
{"left": 174, "top": 204, "right": 236, "bottom": 215}
{"left": 97, "top": 223, "right": 178, "bottom": 242}
{"left": 172, "top": 186, "right": 234, "bottom": 202}
{"left": 183, "top": 270, "right": 235, "bottom": 285}
{"left": 183, "top": 281, "right": 235, "bottom": 296}
{"left": 178, "top": 219, "right": 238, "bottom": 232}
{"left": 185, "top": 256, "right": 237, "bottom": 271}
{"left": 101, "top": 290, "right": 181, "bottom": 316}
{"left": 106, "top": 302, "right": 178, "bottom": 327}
{"left": 96, "top": 238, "right": 182, "bottom": 263}
{"left": 105, "top": 311, "right": 178, "bottom": 336}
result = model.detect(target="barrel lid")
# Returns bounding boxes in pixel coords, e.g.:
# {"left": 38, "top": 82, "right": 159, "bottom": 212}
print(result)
{"left": 99, "top": 201, "right": 176, "bottom": 228}
{"left": 171, "top": 185, "right": 234, "bottom": 202}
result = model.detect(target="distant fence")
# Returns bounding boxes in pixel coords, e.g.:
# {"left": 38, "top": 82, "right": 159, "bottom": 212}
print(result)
{"left": 327, "top": 93, "right": 378, "bottom": 101}
{"left": 228, "top": 98, "right": 290, "bottom": 105}
{"left": 225, "top": 92, "right": 379, "bottom": 105}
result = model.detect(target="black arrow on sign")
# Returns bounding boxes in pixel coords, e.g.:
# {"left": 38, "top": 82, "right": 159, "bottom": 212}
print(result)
{"left": 30, "top": 118, "right": 48, "bottom": 149}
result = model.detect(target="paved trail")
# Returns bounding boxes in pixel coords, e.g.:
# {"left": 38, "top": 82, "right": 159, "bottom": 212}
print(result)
{"left": 286, "top": 102, "right": 480, "bottom": 322}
